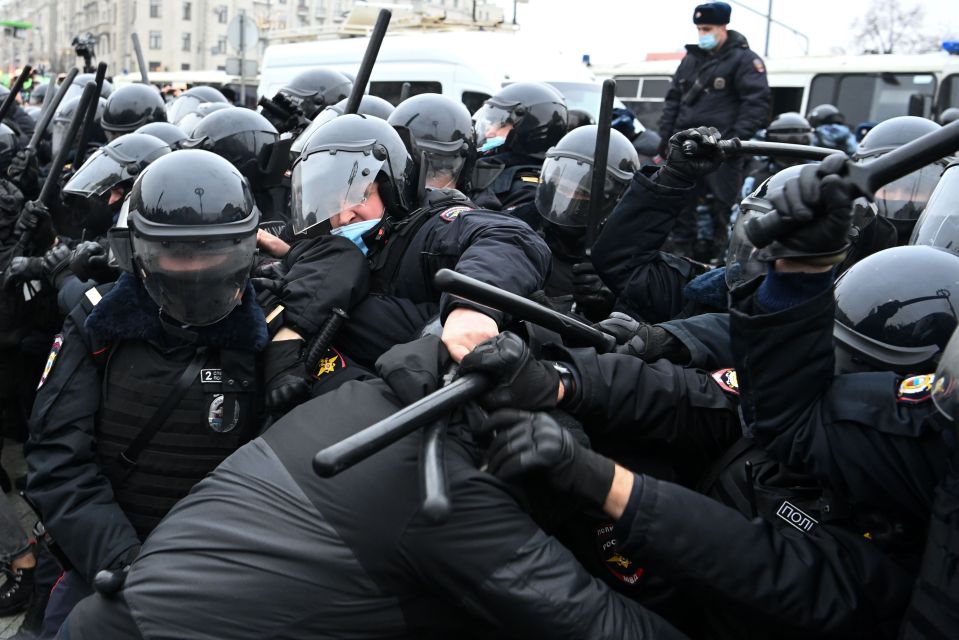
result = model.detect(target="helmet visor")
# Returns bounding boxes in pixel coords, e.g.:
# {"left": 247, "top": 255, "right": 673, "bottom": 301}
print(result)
{"left": 909, "top": 165, "right": 959, "bottom": 252}
{"left": 874, "top": 162, "right": 943, "bottom": 221}
{"left": 290, "top": 108, "right": 340, "bottom": 158}
{"left": 132, "top": 235, "right": 256, "bottom": 326}
{"left": 109, "top": 199, "right": 132, "bottom": 272}
{"left": 422, "top": 150, "right": 466, "bottom": 189}
{"left": 167, "top": 94, "right": 204, "bottom": 125}
{"left": 64, "top": 146, "right": 134, "bottom": 198}
{"left": 291, "top": 147, "right": 385, "bottom": 235}
{"left": 933, "top": 328, "right": 959, "bottom": 421}
{"left": 51, "top": 116, "right": 74, "bottom": 159}
{"left": 535, "top": 155, "right": 595, "bottom": 228}
{"left": 725, "top": 204, "right": 771, "bottom": 288}
{"left": 473, "top": 103, "right": 516, "bottom": 152}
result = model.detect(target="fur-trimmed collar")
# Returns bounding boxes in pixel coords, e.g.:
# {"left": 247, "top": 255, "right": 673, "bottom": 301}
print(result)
{"left": 85, "top": 273, "right": 268, "bottom": 351}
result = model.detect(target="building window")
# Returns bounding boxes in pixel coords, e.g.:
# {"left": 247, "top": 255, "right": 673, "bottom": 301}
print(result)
{"left": 216, "top": 36, "right": 227, "bottom": 54}
{"left": 149, "top": 0, "right": 161, "bottom": 18}
{"left": 182, "top": 1, "right": 192, "bottom": 20}
{"left": 149, "top": 61, "right": 161, "bottom": 72}
{"left": 181, "top": 33, "right": 191, "bottom": 52}
{"left": 181, "top": 63, "right": 191, "bottom": 71}
{"left": 149, "top": 31, "right": 161, "bottom": 50}
{"left": 218, "top": 5, "right": 228, "bottom": 23}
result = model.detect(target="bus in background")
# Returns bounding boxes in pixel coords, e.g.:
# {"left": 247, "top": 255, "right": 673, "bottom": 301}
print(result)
{"left": 112, "top": 70, "right": 259, "bottom": 108}
{"left": 595, "top": 48, "right": 959, "bottom": 131}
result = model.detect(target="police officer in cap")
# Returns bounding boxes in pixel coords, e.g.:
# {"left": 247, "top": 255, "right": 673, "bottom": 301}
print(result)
{"left": 658, "top": 2, "right": 770, "bottom": 261}
{"left": 290, "top": 113, "right": 550, "bottom": 367}
{"left": 24, "top": 149, "right": 306, "bottom": 637}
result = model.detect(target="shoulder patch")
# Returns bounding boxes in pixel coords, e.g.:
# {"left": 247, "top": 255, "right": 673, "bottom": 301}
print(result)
{"left": 313, "top": 347, "right": 347, "bottom": 379}
{"left": 595, "top": 522, "right": 645, "bottom": 586}
{"left": 37, "top": 334, "right": 64, "bottom": 390}
{"left": 439, "top": 206, "right": 473, "bottom": 222}
{"left": 897, "top": 374, "right": 935, "bottom": 404}
{"left": 753, "top": 58, "right": 766, "bottom": 74}
{"left": 711, "top": 368, "right": 739, "bottom": 395}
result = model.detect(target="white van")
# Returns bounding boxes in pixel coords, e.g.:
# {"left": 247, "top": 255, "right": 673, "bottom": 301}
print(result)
{"left": 258, "top": 30, "right": 606, "bottom": 116}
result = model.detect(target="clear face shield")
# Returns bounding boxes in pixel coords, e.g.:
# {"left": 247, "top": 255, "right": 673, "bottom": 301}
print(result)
{"left": 290, "top": 143, "right": 386, "bottom": 236}
{"left": 166, "top": 94, "right": 204, "bottom": 125}
{"left": 909, "top": 164, "right": 959, "bottom": 253}
{"left": 933, "top": 328, "right": 959, "bottom": 423}
{"left": 132, "top": 234, "right": 257, "bottom": 326}
{"left": 473, "top": 102, "right": 518, "bottom": 154}
{"left": 535, "top": 155, "right": 596, "bottom": 229}
{"left": 725, "top": 197, "right": 774, "bottom": 289}
{"left": 290, "top": 108, "right": 340, "bottom": 160}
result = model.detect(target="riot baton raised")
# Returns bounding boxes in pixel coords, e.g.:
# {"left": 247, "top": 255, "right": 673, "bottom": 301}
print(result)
{"left": 399, "top": 81, "right": 412, "bottom": 102}
{"left": 0, "top": 65, "right": 32, "bottom": 125}
{"left": 746, "top": 119, "right": 959, "bottom": 248}
{"left": 27, "top": 68, "right": 79, "bottom": 152}
{"left": 586, "top": 78, "right": 615, "bottom": 252}
{"left": 131, "top": 33, "right": 149, "bottom": 84}
{"left": 682, "top": 137, "right": 838, "bottom": 162}
{"left": 73, "top": 61, "right": 108, "bottom": 168}
{"left": 312, "top": 373, "right": 491, "bottom": 477}
{"left": 433, "top": 268, "right": 617, "bottom": 353}
{"left": 343, "top": 9, "right": 391, "bottom": 115}
{"left": 38, "top": 82, "right": 98, "bottom": 208}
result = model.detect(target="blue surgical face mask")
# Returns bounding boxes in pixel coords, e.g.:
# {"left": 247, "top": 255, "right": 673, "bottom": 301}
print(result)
{"left": 699, "top": 33, "right": 719, "bottom": 50}
{"left": 478, "top": 136, "right": 507, "bottom": 154}
{"left": 331, "top": 218, "right": 381, "bottom": 256}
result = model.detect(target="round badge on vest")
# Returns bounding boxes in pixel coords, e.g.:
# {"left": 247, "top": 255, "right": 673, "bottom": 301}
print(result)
{"left": 208, "top": 395, "right": 241, "bottom": 433}
{"left": 713, "top": 77, "right": 726, "bottom": 90}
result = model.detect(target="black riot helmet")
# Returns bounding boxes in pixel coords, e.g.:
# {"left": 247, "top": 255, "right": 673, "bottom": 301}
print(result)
{"left": 932, "top": 326, "right": 959, "bottom": 422}
{"left": 29, "top": 82, "right": 47, "bottom": 105}
{"left": 291, "top": 113, "right": 416, "bottom": 236}
{"left": 127, "top": 149, "right": 259, "bottom": 326}
{"left": 63, "top": 133, "right": 171, "bottom": 234}
{"left": 277, "top": 68, "right": 353, "bottom": 120}
{"left": 940, "top": 107, "right": 959, "bottom": 126}
{"left": 102, "top": 84, "right": 167, "bottom": 139}
{"left": 0, "top": 123, "right": 21, "bottom": 173}
{"left": 807, "top": 103, "right": 844, "bottom": 127}
{"left": 186, "top": 107, "right": 279, "bottom": 184}
{"left": 536, "top": 125, "right": 639, "bottom": 230}
{"left": 909, "top": 163, "right": 959, "bottom": 252}
{"left": 166, "top": 85, "right": 229, "bottom": 125}
{"left": 567, "top": 109, "right": 595, "bottom": 132}
{"left": 833, "top": 245, "right": 959, "bottom": 374}
{"left": 387, "top": 93, "right": 474, "bottom": 190}
{"left": 290, "top": 95, "right": 396, "bottom": 160}
{"left": 62, "top": 73, "right": 113, "bottom": 104}
{"left": 51, "top": 95, "right": 107, "bottom": 158}
{"left": 854, "top": 117, "right": 948, "bottom": 240}
{"left": 135, "top": 121, "right": 189, "bottom": 149}
{"left": 473, "top": 82, "right": 568, "bottom": 159}
{"left": 766, "top": 111, "right": 813, "bottom": 145}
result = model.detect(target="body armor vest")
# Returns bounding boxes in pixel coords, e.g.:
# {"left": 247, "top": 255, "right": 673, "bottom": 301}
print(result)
{"left": 96, "top": 340, "right": 258, "bottom": 538}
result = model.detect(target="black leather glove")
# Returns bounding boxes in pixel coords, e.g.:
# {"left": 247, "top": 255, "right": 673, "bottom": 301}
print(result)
{"left": 93, "top": 544, "right": 140, "bottom": 597}
{"left": 263, "top": 339, "right": 311, "bottom": 416}
{"left": 251, "top": 257, "right": 288, "bottom": 313}
{"left": 0, "top": 180, "right": 24, "bottom": 235}
{"left": 12, "top": 200, "right": 55, "bottom": 252}
{"left": 616, "top": 323, "right": 691, "bottom": 364}
{"left": 69, "top": 240, "right": 116, "bottom": 283}
{"left": 7, "top": 149, "right": 39, "bottom": 198}
{"left": 478, "top": 409, "right": 615, "bottom": 509}
{"left": 594, "top": 311, "right": 642, "bottom": 345}
{"left": 750, "top": 153, "right": 854, "bottom": 264}
{"left": 40, "top": 243, "right": 72, "bottom": 288}
{"left": 658, "top": 127, "right": 724, "bottom": 187}
{"left": 459, "top": 332, "right": 560, "bottom": 411}
{"left": 3, "top": 256, "right": 43, "bottom": 288}
{"left": 571, "top": 261, "right": 615, "bottom": 321}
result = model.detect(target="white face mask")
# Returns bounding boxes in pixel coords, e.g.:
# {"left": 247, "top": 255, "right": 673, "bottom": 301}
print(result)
{"left": 330, "top": 217, "right": 382, "bottom": 255}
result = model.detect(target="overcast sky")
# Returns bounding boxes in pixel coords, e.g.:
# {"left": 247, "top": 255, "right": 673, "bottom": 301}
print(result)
{"left": 488, "top": 0, "right": 959, "bottom": 63}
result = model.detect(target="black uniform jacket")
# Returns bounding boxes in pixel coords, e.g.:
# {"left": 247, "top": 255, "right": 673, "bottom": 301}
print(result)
{"left": 339, "top": 205, "right": 551, "bottom": 368}
{"left": 62, "top": 337, "right": 687, "bottom": 640}
{"left": 730, "top": 278, "right": 948, "bottom": 531}
{"left": 592, "top": 168, "right": 711, "bottom": 323}
{"left": 658, "top": 30, "right": 771, "bottom": 141}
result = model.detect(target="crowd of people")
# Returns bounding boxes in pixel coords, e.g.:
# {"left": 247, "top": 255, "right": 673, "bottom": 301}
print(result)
{"left": 0, "top": 1, "right": 957, "bottom": 638}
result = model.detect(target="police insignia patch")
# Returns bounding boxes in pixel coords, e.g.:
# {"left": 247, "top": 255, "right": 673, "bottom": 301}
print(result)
{"left": 897, "top": 374, "right": 935, "bottom": 403}
{"left": 713, "top": 77, "right": 726, "bottom": 90}
{"left": 37, "top": 334, "right": 63, "bottom": 390}
{"left": 313, "top": 347, "right": 346, "bottom": 379}
{"left": 439, "top": 206, "right": 472, "bottom": 222}
{"left": 753, "top": 58, "right": 766, "bottom": 73}
{"left": 595, "top": 522, "right": 644, "bottom": 585}
{"left": 208, "top": 395, "right": 240, "bottom": 433}
{"left": 711, "top": 368, "right": 739, "bottom": 395}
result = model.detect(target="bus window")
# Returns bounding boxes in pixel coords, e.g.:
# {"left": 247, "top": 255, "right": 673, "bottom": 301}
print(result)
{"left": 771, "top": 87, "right": 804, "bottom": 116}
{"left": 939, "top": 74, "right": 959, "bottom": 112}
{"left": 810, "top": 73, "right": 936, "bottom": 124}
{"left": 615, "top": 79, "right": 639, "bottom": 99}
{"left": 614, "top": 75, "right": 671, "bottom": 131}
{"left": 640, "top": 78, "right": 670, "bottom": 100}
{"left": 462, "top": 91, "right": 490, "bottom": 114}
{"left": 369, "top": 81, "right": 442, "bottom": 106}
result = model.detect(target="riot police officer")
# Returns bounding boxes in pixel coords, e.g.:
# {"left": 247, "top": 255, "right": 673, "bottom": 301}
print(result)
{"left": 262, "top": 67, "right": 353, "bottom": 134}
{"left": 164, "top": 85, "right": 229, "bottom": 126}
{"left": 807, "top": 103, "right": 857, "bottom": 155}
{"left": 133, "top": 121, "right": 188, "bottom": 149}
{"left": 469, "top": 82, "right": 568, "bottom": 221}
{"left": 24, "top": 150, "right": 303, "bottom": 637}
{"left": 290, "top": 113, "right": 550, "bottom": 366}
{"left": 101, "top": 84, "right": 167, "bottom": 140}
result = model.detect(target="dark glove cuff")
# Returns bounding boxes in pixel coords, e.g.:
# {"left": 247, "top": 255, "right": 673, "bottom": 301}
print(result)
{"left": 575, "top": 448, "right": 617, "bottom": 509}
{"left": 656, "top": 165, "right": 696, "bottom": 189}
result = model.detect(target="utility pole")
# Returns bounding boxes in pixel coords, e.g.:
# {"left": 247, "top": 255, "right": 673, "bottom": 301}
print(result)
{"left": 764, "top": 0, "right": 773, "bottom": 57}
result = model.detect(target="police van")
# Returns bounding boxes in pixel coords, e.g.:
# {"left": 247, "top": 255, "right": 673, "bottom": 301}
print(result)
{"left": 596, "top": 48, "right": 959, "bottom": 130}
{"left": 257, "top": 30, "right": 608, "bottom": 116}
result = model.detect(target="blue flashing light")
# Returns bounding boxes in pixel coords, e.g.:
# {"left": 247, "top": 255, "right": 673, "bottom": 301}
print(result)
{"left": 943, "top": 41, "right": 959, "bottom": 55}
